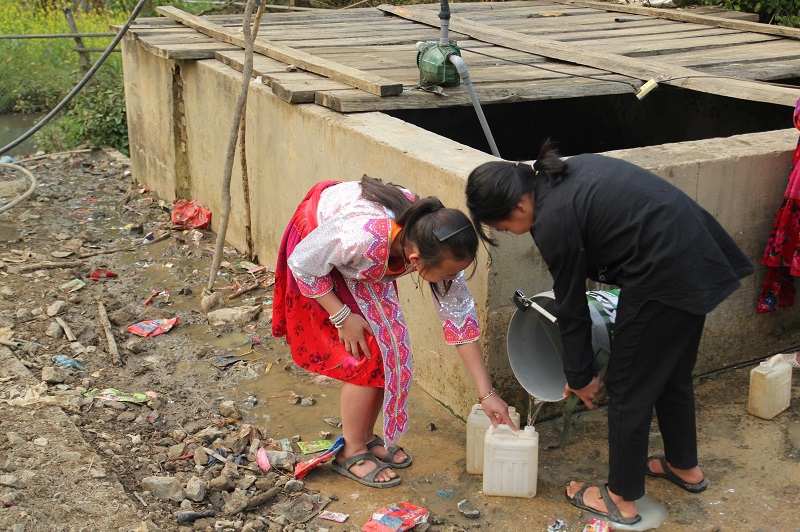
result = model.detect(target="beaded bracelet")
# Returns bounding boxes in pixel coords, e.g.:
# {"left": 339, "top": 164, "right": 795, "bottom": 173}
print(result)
{"left": 329, "top": 304, "right": 349, "bottom": 323}
{"left": 330, "top": 306, "right": 351, "bottom": 329}
{"left": 478, "top": 388, "right": 496, "bottom": 403}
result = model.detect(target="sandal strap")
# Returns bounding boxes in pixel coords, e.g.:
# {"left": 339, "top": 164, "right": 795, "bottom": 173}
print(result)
{"left": 596, "top": 484, "right": 626, "bottom": 522}
{"left": 366, "top": 436, "right": 385, "bottom": 450}
{"left": 337, "top": 451, "right": 380, "bottom": 471}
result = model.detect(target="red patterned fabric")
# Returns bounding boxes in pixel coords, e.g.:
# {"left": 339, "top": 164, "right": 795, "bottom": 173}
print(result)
{"left": 272, "top": 181, "right": 385, "bottom": 386}
{"left": 758, "top": 99, "right": 800, "bottom": 312}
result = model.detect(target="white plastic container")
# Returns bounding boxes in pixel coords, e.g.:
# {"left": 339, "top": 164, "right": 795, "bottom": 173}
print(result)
{"left": 747, "top": 354, "right": 792, "bottom": 420}
{"left": 482, "top": 424, "right": 538, "bottom": 498}
{"left": 466, "top": 404, "right": 520, "bottom": 474}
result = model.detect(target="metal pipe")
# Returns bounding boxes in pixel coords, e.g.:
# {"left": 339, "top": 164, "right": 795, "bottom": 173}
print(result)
{"left": 438, "top": 0, "right": 450, "bottom": 45}
{"left": 447, "top": 54, "right": 500, "bottom": 158}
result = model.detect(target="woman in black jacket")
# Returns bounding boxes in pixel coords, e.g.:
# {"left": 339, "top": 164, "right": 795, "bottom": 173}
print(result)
{"left": 466, "top": 143, "right": 754, "bottom": 525}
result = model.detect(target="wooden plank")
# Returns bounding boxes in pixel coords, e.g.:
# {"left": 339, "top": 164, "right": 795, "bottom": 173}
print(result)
{"left": 216, "top": 50, "right": 351, "bottom": 103}
{"left": 149, "top": 41, "right": 241, "bottom": 60}
{"left": 377, "top": 4, "right": 800, "bottom": 107}
{"left": 156, "top": 6, "right": 403, "bottom": 97}
{"left": 316, "top": 74, "right": 636, "bottom": 113}
{"left": 550, "top": 0, "right": 800, "bottom": 40}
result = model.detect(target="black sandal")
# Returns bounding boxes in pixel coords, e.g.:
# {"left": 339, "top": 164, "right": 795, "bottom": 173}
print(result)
{"left": 646, "top": 454, "right": 708, "bottom": 493}
{"left": 565, "top": 482, "right": 641, "bottom": 525}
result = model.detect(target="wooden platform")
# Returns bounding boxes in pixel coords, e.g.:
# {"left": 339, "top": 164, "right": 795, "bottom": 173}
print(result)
{"left": 121, "top": 0, "right": 800, "bottom": 112}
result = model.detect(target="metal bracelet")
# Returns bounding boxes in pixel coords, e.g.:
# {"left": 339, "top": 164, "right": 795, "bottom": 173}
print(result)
{"left": 478, "top": 388, "right": 496, "bottom": 403}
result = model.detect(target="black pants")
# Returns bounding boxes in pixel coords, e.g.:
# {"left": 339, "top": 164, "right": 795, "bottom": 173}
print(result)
{"left": 606, "top": 300, "right": 706, "bottom": 501}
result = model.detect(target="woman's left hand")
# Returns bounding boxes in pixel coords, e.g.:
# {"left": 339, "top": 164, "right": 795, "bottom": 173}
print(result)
{"left": 482, "top": 394, "right": 517, "bottom": 430}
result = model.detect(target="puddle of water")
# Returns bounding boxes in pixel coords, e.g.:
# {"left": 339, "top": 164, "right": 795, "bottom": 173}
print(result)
{"left": 614, "top": 495, "right": 669, "bottom": 531}
{"left": 0, "top": 113, "right": 42, "bottom": 157}
{"left": 0, "top": 220, "right": 18, "bottom": 241}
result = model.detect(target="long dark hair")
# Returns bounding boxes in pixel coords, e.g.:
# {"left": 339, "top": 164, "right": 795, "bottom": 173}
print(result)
{"left": 360, "top": 175, "right": 478, "bottom": 293}
{"left": 465, "top": 140, "right": 566, "bottom": 246}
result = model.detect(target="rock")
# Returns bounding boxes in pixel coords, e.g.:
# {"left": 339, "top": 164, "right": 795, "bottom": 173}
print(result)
{"left": 200, "top": 292, "right": 225, "bottom": 313}
{"left": 219, "top": 401, "right": 241, "bottom": 420}
{"left": 264, "top": 451, "right": 296, "bottom": 472}
{"left": 122, "top": 339, "right": 147, "bottom": 354}
{"left": 193, "top": 446, "right": 209, "bottom": 466}
{"left": 237, "top": 474, "right": 256, "bottom": 491}
{"left": 47, "top": 300, "right": 67, "bottom": 317}
{"left": 42, "top": 366, "right": 67, "bottom": 384}
{"left": 45, "top": 321, "right": 64, "bottom": 339}
{"left": 457, "top": 499, "right": 480, "bottom": 519}
{"left": 167, "top": 443, "right": 188, "bottom": 460}
{"left": 32, "top": 437, "right": 48, "bottom": 446}
{"left": 16, "top": 308, "right": 31, "bottom": 320}
{"left": 0, "top": 474, "right": 26, "bottom": 489}
{"left": 0, "top": 286, "right": 14, "bottom": 299}
{"left": 208, "top": 472, "right": 235, "bottom": 493}
{"left": 245, "top": 487, "right": 281, "bottom": 510}
{"left": 222, "top": 488, "right": 248, "bottom": 515}
{"left": 141, "top": 476, "right": 185, "bottom": 502}
{"left": 283, "top": 479, "right": 304, "bottom": 493}
{"left": 6, "top": 432, "right": 25, "bottom": 445}
{"left": 185, "top": 476, "right": 206, "bottom": 502}
{"left": 104, "top": 400, "right": 128, "bottom": 411}
{"left": 207, "top": 306, "right": 261, "bottom": 328}
{"left": 194, "top": 426, "right": 226, "bottom": 444}
{"left": 300, "top": 397, "right": 316, "bottom": 406}
{"left": 254, "top": 478, "right": 274, "bottom": 491}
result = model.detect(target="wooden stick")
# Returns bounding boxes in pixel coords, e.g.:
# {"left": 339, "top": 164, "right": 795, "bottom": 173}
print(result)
{"left": 0, "top": 338, "right": 20, "bottom": 348}
{"left": 97, "top": 302, "right": 121, "bottom": 366}
{"left": 78, "top": 232, "right": 171, "bottom": 259}
{"left": 18, "top": 261, "right": 84, "bottom": 272}
{"left": 228, "top": 283, "right": 260, "bottom": 300}
{"left": 54, "top": 317, "right": 77, "bottom": 342}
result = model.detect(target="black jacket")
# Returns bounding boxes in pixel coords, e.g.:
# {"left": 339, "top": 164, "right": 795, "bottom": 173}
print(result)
{"left": 530, "top": 153, "right": 754, "bottom": 389}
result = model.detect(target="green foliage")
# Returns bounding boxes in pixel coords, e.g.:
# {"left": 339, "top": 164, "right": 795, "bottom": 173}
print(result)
{"left": 682, "top": 0, "right": 800, "bottom": 24}
{"left": 0, "top": 0, "right": 127, "bottom": 113}
{"left": 38, "top": 70, "right": 129, "bottom": 155}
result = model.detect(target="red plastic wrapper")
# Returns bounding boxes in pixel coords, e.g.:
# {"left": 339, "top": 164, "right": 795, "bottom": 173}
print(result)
{"left": 127, "top": 318, "right": 179, "bottom": 338}
{"left": 583, "top": 519, "right": 613, "bottom": 532}
{"left": 362, "top": 502, "right": 428, "bottom": 532}
{"left": 171, "top": 199, "right": 212, "bottom": 229}
{"left": 90, "top": 269, "right": 118, "bottom": 280}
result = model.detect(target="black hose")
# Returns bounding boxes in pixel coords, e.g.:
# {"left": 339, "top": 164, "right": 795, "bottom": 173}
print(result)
{"left": 0, "top": 0, "right": 149, "bottom": 157}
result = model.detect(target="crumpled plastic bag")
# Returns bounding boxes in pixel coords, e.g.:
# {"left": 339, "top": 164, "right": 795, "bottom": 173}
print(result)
{"left": 127, "top": 318, "right": 179, "bottom": 338}
{"left": 171, "top": 199, "right": 211, "bottom": 229}
{"left": 2, "top": 382, "right": 69, "bottom": 408}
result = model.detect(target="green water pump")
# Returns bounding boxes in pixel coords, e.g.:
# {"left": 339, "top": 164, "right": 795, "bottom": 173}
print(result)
{"left": 416, "top": 41, "right": 461, "bottom": 87}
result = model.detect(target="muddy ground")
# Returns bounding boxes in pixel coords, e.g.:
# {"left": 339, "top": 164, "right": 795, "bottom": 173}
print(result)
{"left": 0, "top": 149, "right": 799, "bottom": 532}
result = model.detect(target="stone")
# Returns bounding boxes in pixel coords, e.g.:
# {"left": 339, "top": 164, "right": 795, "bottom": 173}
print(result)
{"left": 208, "top": 473, "right": 235, "bottom": 493}
{"left": 207, "top": 306, "right": 261, "bottom": 328}
{"left": 219, "top": 401, "right": 241, "bottom": 420}
{"left": 200, "top": 291, "right": 225, "bottom": 313}
{"left": 6, "top": 432, "right": 25, "bottom": 445}
{"left": 167, "top": 443, "right": 188, "bottom": 460}
{"left": 16, "top": 308, "right": 31, "bottom": 320}
{"left": 237, "top": 474, "right": 256, "bottom": 491}
{"left": 47, "top": 300, "right": 67, "bottom": 317}
{"left": 42, "top": 366, "right": 67, "bottom": 384}
{"left": 193, "top": 446, "right": 209, "bottom": 466}
{"left": 0, "top": 286, "right": 14, "bottom": 299}
{"left": 457, "top": 499, "right": 480, "bottom": 519}
{"left": 185, "top": 476, "right": 206, "bottom": 502}
{"left": 222, "top": 488, "right": 248, "bottom": 515}
{"left": 141, "top": 476, "right": 185, "bottom": 502}
{"left": 300, "top": 397, "right": 316, "bottom": 406}
{"left": 45, "top": 321, "right": 64, "bottom": 339}
{"left": 194, "top": 426, "right": 226, "bottom": 443}
{"left": 0, "top": 474, "right": 26, "bottom": 489}
{"left": 283, "top": 479, "right": 304, "bottom": 493}
{"left": 264, "top": 451, "right": 296, "bottom": 472}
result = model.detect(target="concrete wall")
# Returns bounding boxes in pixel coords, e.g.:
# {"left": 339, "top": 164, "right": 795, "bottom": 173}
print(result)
{"left": 122, "top": 34, "right": 800, "bottom": 422}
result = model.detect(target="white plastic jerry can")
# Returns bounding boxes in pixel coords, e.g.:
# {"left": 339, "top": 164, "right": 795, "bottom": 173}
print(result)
{"left": 482, "top": 424, "right": 538, "bottom": 498}
{"left": 747, "top": 354, "right": 792, "bottom": 420}
{"left": 466, "top": 404, "right": 520, "bottom": 474}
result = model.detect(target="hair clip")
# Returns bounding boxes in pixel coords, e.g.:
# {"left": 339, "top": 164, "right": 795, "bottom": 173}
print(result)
{"left": 433, "top": 223, "right": 472, "bottom": 242}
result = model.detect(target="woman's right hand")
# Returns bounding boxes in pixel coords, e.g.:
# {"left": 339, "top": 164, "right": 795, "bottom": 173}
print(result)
{"left": 337, "top": 313, "right": 374, "bottom": 360}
